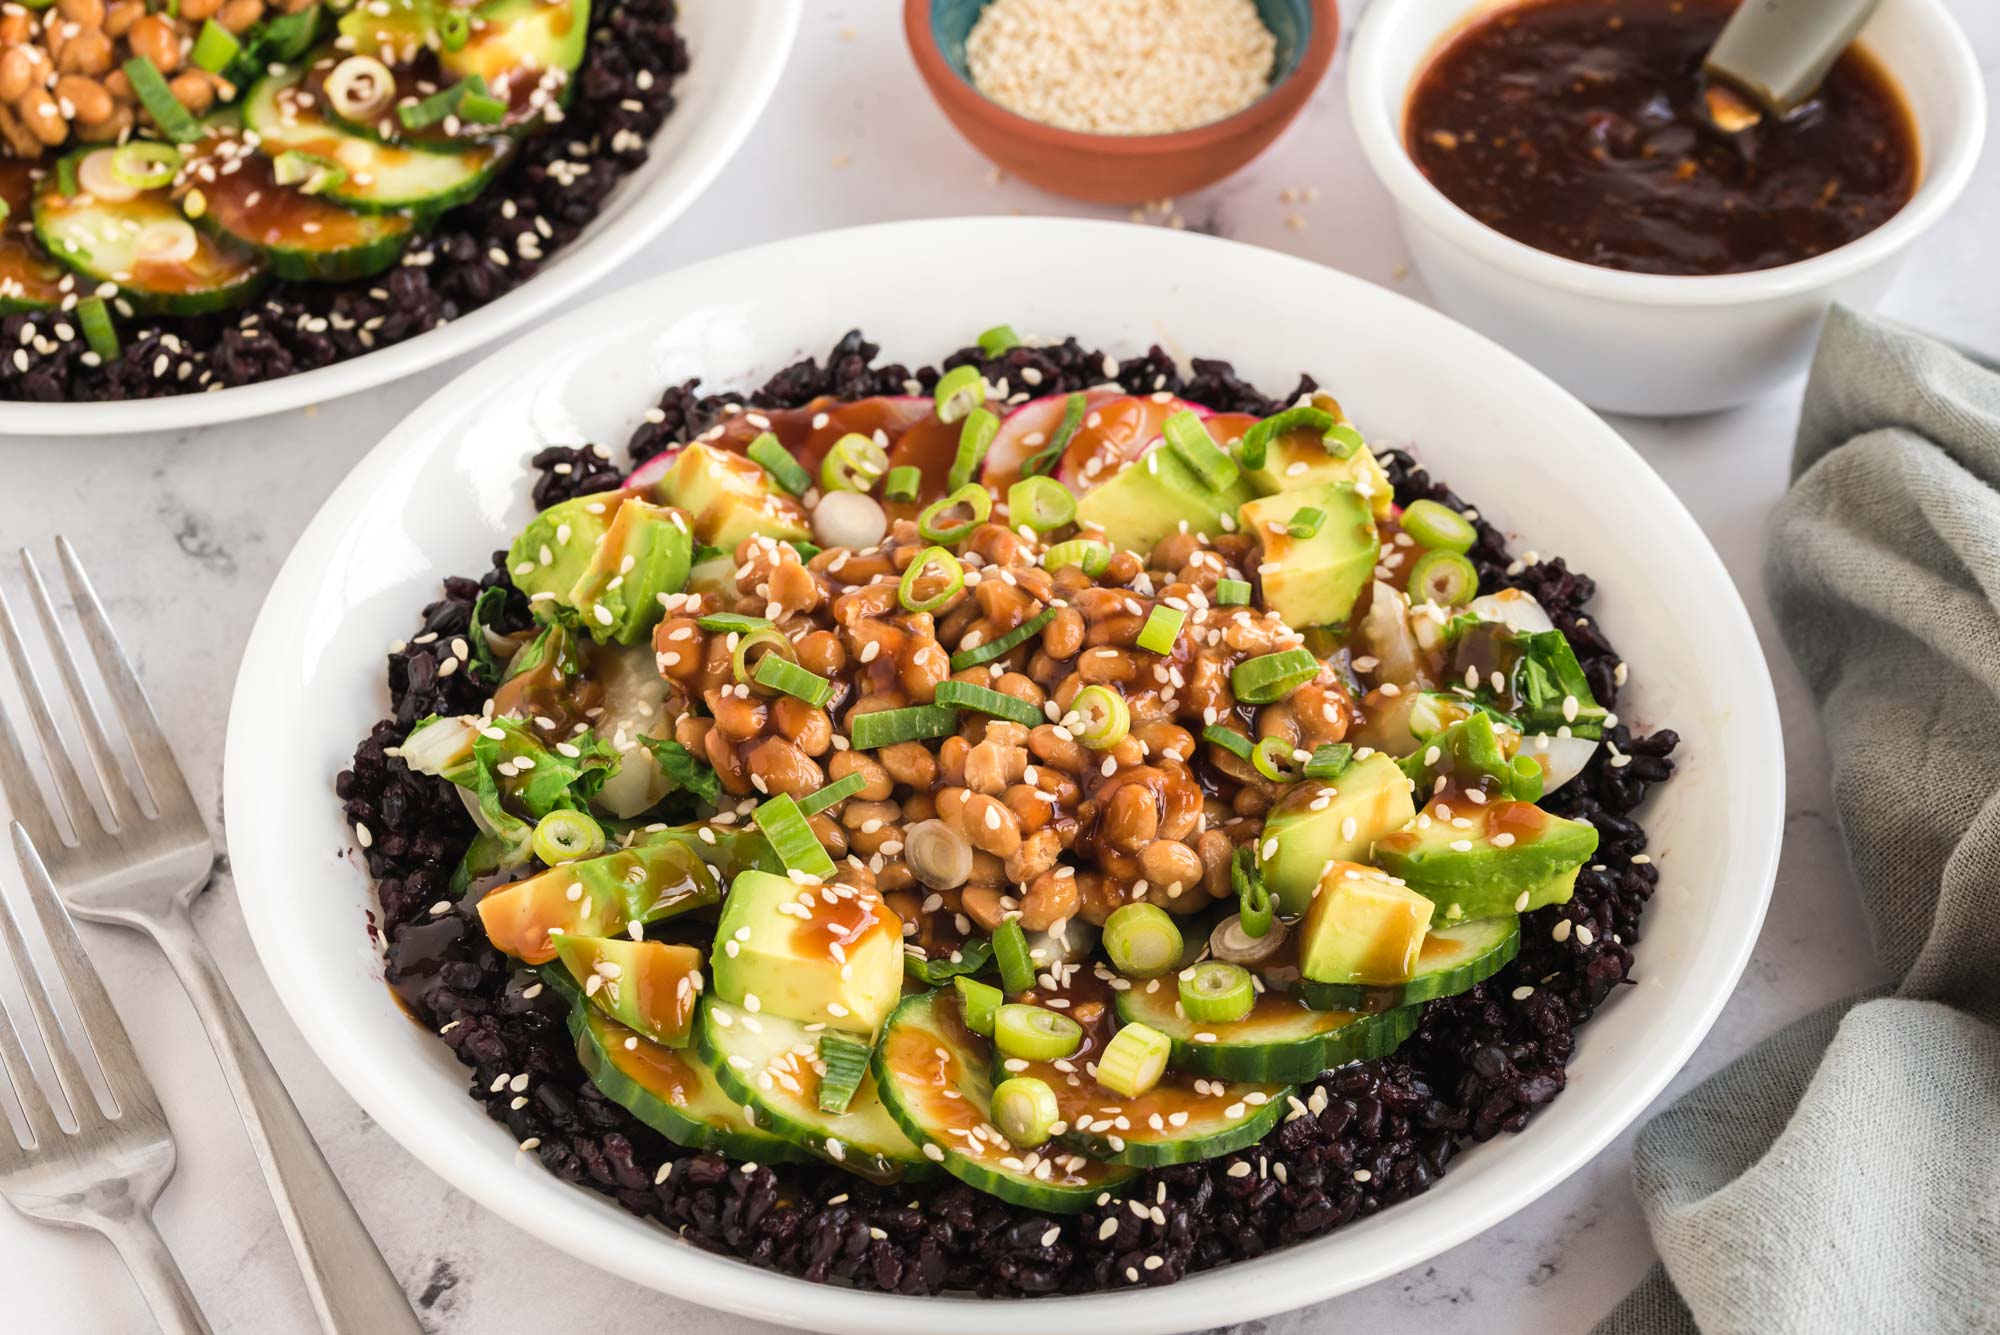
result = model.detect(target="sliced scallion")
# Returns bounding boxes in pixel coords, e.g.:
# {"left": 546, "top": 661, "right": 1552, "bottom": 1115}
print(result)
{"left": 1251, "top": 735, "right": 1301, "bottom": 783}
{"left": 1302, "top": 743, "right": 1354, "bottom": 779}
{"left": 1408, "top": 548, "right": 1478, "bottom": 608}
{"left": 955, "top": 975, "right": 1002, "bottom": 1035}
{"left": 124, "top": 56, "right": 203, "bottom": 143}
{"left": 1095, "top": 1022, "right": 1170, "bottom": 1097}
{"left": 1162, "top": 410, "right": 1239, "bottom": 492}
{"left": 531, "top": 809, "right": 605, "bottom": 864}
{"left": 1006, "top": 475, "right": 1076, "bottom": 533}
{"left": 76, "top": 297, "right": 119, "bottom": 361}
{"left": 1021, "top": 392, "right": 1087, "bottom": 477}
{"left": 933, "top": 680, "right": 1042, "bottom": 727}
{"left": 1400, "top": 499, "right": 1478, "bottom": 554}
{"left": 731, "top": 627, "right": 796, "bottom": 687}
{"left": 991, "top": 1075, "right": 1059, "bottom": 1147}
{"left": 1068, "top": 684, "right": 1129, "bottom": 751}
{"left": 898, "top": 545, "right": 965, "bottom": 614}
{"left": 111, "top": 141, "right": 179, "bottom": 189}
{"left": 797, "top": 772, "right": 867, "bottom": 817}
{"left": 753, "top": 792, "right": 837, "bottom": 880}
{"left": 993, "top": 919, "right": 1035, "bottom": 994}
{"left": 816, "top": 1034, "right": 871, "bottom": 1114}
{"left": 820, "top": 431, "right": 889, "bottom": 493}
{"left": 753, "top": 654, "right": 833, "bottom": 708}
{"left": 849, "top": 704, "right": 960, "bottom": 750}
{"left": 1135, "top": 605, "right": 1184, "bottom": 655}
{"left": 1202, "top": 724, "right": 1255, "bottom": 763}
{"left": 883, "top": 466, "right": 922, "bottom": 503}
{"left": 1215, "top": 578, "right": 1252, "bottom": 606}
{"left": 696, "top": 612, "right": 772, "bottom": 634}
{"left": 1102, "top": 903, "right": 1182, "bottom": 979}
{"left": 948, "top": 606, "right": 1055, "bottom": 672}
{"left": 438, "top": 6, "right": 471, "bottom": 48}
{"left": 1325, "top": 422, "right": 1366, "bottom": 458}
{"left": 191, "top": 18, "right": 241, "bottom": 73}
{"left": 1178, "top": 961, "right": 1254, "bottom": 1024}
{"left": 747, "top": 430, "right": 812, "bottom": 496}
{"left": 1232, "top": 648, "right": 1320, "bottom": 704}
{"left": 397, "top": 80, "right": 467, "bottom": 130}
{"left": 976, "top": 323, "right": 1020, "bottom": 356}
{"left": 933, "top": 364, "right": 985, "bottom": 423}
{"left": 1285, "top": 506, "right": 1326, "bottom": 539}
{"left": 458, "top": 75, "right": 506, "bottom": 125}
{"left": 1043, "top": 539, "right": 1111, "bottom": 576}
{"left": 1232, "top": 848, "right": 1273, "bottom": 938}
{"left": 993, "top": 1004, "right": 1081, "bottom": 1061}
{"left": 1234, "top": 405, "right": 1334, "bottom": 471}
{"left": 948, "top": 407, "right": 998, "bottom": 491}
{"left": 916, "top": 483, "right": 992, "bottom": 545}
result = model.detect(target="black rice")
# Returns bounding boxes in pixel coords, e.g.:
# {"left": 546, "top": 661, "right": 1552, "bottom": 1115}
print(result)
{"left": 0, "top": 1, "right": 688, "bottom": 405}
{"left": 335, "top": 335, "right": 1677, "bottom": 1297}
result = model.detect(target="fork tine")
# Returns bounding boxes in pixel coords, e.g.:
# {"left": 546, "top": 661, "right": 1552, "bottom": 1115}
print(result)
{"left": 19, "top": 551, "right": 135, "bottom": 831}
{"left": 0, "top": 587, "right": 104, "bottom": 846}
{"left": 0, "top": 845, "right": 98, "bottom": 1128}
{"left": 9, "top": 823, "right": 159, "bottom": 1123}
{"left": 0, "top": 599, "right": 78, "bottom": 859}
{"left": 51, "top": 538, "right": 201, "bottom": 826}
{"left": 0, "top": 969, "right": 64, "bottom": 1150}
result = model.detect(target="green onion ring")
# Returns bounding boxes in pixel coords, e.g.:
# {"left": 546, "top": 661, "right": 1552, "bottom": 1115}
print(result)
{"left": 731, "top": 627, "right": 797, "bottom": 689}
{"left": 898, "top": 545, "right": 965, "bottom": 614}
{"left": 1251, "top": 735, "right": 1302, "bottom": 783}
{"left": 1006, "top": 475, "right": 1076, "bottom": 533}
{"left": 820, "top": 432, "right": 890, "bottom": 493}
{"left": 916, "top": 483, "right": 992, "bottom": 545}
{"left": 1067, "top": 684, "right": 1129, "bottom": 750}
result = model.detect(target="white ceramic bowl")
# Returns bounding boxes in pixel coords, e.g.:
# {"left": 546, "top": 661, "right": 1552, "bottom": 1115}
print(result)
{"left": 225, "top": 218, "right": 1783, "bottom": 1334}
{"left": 0, "top": 0, "right": 800, "bottom": 438}
{"left": 1348, "top": 0, "right": 1985, "bottom": 417}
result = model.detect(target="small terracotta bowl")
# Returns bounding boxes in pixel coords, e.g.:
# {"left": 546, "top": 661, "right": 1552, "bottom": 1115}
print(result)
{"left": 906, "top": 0, "right": 1340, "bottom": 205}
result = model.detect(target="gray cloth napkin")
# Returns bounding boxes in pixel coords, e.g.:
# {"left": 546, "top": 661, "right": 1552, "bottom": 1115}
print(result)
{"left": 1594, "top": 307, "right": 2000, "bottom": 1335}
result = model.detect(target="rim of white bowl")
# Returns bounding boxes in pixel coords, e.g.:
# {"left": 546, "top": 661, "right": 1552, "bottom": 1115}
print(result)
{"left": 1348, "top": 0, "right": 1987, "bottom": 308}
{"left": 226, "top": 217, "right": 1785, "bottom": 1334}
{"left": 0, "top": 0, "right": 802, "bottom": 438}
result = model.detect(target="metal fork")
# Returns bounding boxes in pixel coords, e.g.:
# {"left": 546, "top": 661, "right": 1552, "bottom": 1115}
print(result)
{"left": 0, "top": 824, "right": 212, "bottom": 1334}
{"left": 0, "top": 538, "right": 424, "bottom": 1335}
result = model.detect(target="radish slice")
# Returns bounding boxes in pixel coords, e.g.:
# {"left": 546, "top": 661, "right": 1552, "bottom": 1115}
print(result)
{"left": 979, "top": 390, "right": 1115, "bottom": 486}
{"left": 1469, "top": 590, "right": 1599, "bottom": 790}
{"left": 1469, "top": 588, "right": 1554, "bottom": 635}
{"left": 981, "top": 392, "right": 1211, "bottom": 493}
{"left": 77, "top": 149, "right": 141, "bottom": 203}
{"left": 627, "top": 444, "right": 681, "bottom": 491}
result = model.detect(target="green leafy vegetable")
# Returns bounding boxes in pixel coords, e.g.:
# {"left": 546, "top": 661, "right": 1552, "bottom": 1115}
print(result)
{"left": 639, "top": 735, "right": 722, "bottom": 805}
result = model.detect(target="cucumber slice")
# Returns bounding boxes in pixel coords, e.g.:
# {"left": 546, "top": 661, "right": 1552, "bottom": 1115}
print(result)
{"left": 873, "top": 990, "right": 1138, "bottom": 1212}
{"left": 181, "top": 137, "right": 411, "bottom": 282}
{"left": 33, "top": 149, "right": 266, "bottom": 317}
{"left": 998, "top": 1050, "right": 1290, "bottom": 1167}
{"left": 1299, "top": 915, "right": 1521, "bottom": 1013}
{"left": 696, "top": 997, "right": 932, "bottom": 1185}
{"left": 0, "top": 161, "right": 66, "bottom": 313}
{"left": 562, "top": 979, "right": 806, "bottom": 1164}
{"left": 242, "top": 67, "right": 505, "bottom": 214}
{"left": 1113, "top": 980, "right": 1418, "bottom": 1083}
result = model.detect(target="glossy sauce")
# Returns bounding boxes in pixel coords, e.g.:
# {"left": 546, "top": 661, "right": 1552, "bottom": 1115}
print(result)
{"left": 0, "top": 162, "right": 66, "bottom": 308}
{"left": 1405, "top": 0, "right": 1918, "bottom": 275}
{"left": 186, "top": 141, "right": 410, "bottom": 251}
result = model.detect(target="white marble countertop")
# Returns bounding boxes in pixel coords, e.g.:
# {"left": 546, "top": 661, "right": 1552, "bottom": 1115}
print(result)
{"left": 3, "top": 3, "right": 1995, "bottom": 1332}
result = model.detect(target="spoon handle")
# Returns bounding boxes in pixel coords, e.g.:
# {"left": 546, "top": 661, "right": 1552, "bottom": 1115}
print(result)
{"left": 1704, "top": 0, "right": 1883, "bottom": 115}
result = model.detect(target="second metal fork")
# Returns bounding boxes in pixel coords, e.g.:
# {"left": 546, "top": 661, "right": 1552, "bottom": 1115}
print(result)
{"left": 0, "top": 539, "right": 424, "bottom": 1335}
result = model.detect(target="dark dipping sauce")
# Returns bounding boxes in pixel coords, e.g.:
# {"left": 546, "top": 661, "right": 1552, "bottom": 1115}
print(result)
{"left": 1404, "top": 0, "right": 1919, "bottom": 275}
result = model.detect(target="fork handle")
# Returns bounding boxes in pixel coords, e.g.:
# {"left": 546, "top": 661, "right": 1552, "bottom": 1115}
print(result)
{"left": 149, "top": 900, "right": 427, "bottom": 1335}
{"left": 99, "top": 1207, "right": 214, "bottom": 1335}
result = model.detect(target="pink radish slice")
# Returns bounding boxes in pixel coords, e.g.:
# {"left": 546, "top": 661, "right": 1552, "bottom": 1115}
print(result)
{"left": 979, "top": 390, "right": 1117, "bottom": 488}
{"left": 1051, "top": 395, "right": 1210, "bottom": 494}
{"left": 627, "top": 444, "right": 682, "bottom": 492}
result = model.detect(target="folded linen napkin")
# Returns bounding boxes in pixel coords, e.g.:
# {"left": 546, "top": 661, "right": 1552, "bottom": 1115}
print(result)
{"left": 1595, "top": 307, "right": 2000, "bottom": 1335}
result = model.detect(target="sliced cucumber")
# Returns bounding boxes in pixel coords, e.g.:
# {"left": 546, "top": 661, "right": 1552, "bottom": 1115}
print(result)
{"left": 34, "top": 149, "right": 267, "bottom": 317}
{"left": 242, "top": 67, "right": 504, "bottom": 214}
{"left": 1000, "top": 1050, "right": 1290, "bottom": 1167}
{"left": 697, "top": 997, "right": 931, "bottom": 1185}
{"left": 558, "top": 970, "right": 806, "bottom": 1164}
{"left": 1299, "top": 915, "right": 1521, "bottom": 1013}
{"left": 182, "top": 137, "right": 411, "bottom": 281}
{"left": 1114, "top": 980, "right": 1418, "bottom": 1083}
{"left": 0, "top": 161, "right": 66, "bottom": 313}
{"left": 873, "top": 990, "right": 1137, "bottom": 1212}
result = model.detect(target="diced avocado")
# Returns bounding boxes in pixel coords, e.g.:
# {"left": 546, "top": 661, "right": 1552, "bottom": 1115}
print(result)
{"left": 477, "top": 838, "right": 722, "bottom": 964}
{"left": 1244, "top": 425, "right": 1395, "bottom": 519}
{"left": 1261, "top": 752, "right": 1417, "bottom": 916}
{"left": 709, "top": 870, "right": 904, "bottom": 1036}
{"left": 1297, "top": 861, "right": 1435, "bottom": 986}
{"left": 552, "top": 936, "right": 704, "bottom": 1047}
{"left": 1075, "top": 445, "right": 1255, "bottom": 556}
{"left": 1375, "top": 798, "right": 1598, "bottom": 920}
{"left": 506, "top": 489, "right": 628, "bottom": 603}
{"left": 1239, "top": 482, "right": 1377, "bottom": 630}
{"left": 569, "top": 497, "right": 693, "bottom": 646}
{"left": 442, "top": 0, "right": 590, "bottom": 85}
{"left": 656, "top": 443, "right": 811, "bottom": 551}
{"left": 1400, "top": 711, "right": 1542, "bottom": 802}
{"left": 338, "top": 0, "right": 433, "bottom": 61}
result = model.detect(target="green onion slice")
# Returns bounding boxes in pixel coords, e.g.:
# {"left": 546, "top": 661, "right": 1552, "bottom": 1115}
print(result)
{"left": 849, "top": 704, "right": 959, "bottom": 750}
{"left": 1135, "top": 605, "right": 1185, "bottom": 655}
{"left": 993, "top": 919, "right": 1035, "bottom": 994}
{"left": 752, "top": 792, "right": 837, "bottom": 880}
{"left": 1234, "top": 405, "right": 1334, "bottom": 471}
{"left": 1202, "top": 724, "right": 1255, "bottom": 763}
{"left": 124, "top": 56, "right": 203, "bottom": 143}
{"left": 1095, "top": 1022, "right": 1170, "bottom": 1098}
{"left": 898, "top": 545, "right": 965, "bottom": 614}
{"left": 816, "top": 1034, "right": 871, "bottom": 1114}
{"left": 1408, "top": 548, "right": 1479, "bottom": 608}
{"left": 1400, "top": 499, "right": 1478, "bottom": 554}
{"left": 933, "top": 364, "right": 985, "bottom": 423}
{"left": 731, "top": 627, "right": 796, "bottom": 688}
{"left": 1215, "top": 578, "right": 1252, "bottom": 606}
{"left": 1302, "top": 743, "right": 1354, "bottom": 779}
{"left": 458, "top": 75, "right": 506, "bottom": 124}
{"left": 949, "top": 408, "right": 998, "bottom": 491}
{"left": 991, "top": 1075, "right": 1059, "bottom": 1147}
{"left": 883, "top": 466, "right": 922, "bottom": 503}
{"left": 820, "top": 431, "right": 889, "bottom": 493}
{"left": 797, "top": 772, "right": 866, "bottom": 817}
{"left": 398, "top": 80, "right": 466, "bottom": 130}
{"left": 438, "top": 6, "right": 471, "bottom": 48}
{"left": 1232, "top": 849, "right": 1273, "bottom": 938}
{"left": 1232, "top": 648, "right": 1320, "bottom": 704}
{"left": 1326, "top": 422, "right": 1366, "bottom": 458}
{"left": 747, "top": 430, "right": 812, "bottom": 496}
{"left": 1102, "top": 903, "right": 1182, "bottom": 979}
{"left": 916, "top": 483, "right": 992, "bottom": 545}
{"left": 906, "top": 937, "right": 995, "bottom": 986}
{"left": 531, "top": 809, "right": 606, "bottom": 865}
{"left": 1043, "top": 539, "right": 1110, "bottom": 576}
{"left": 1068, "top": 684, "right": 1129, "bottom": 750}
{"left": 976, "top": 324, "right": 1020, "bottom": 356}
{"left": 933, "top": 680, "right": 1042, "bottom": 727}
{"left": 697, "top": 612, "right": 772, "bottom": 634}
{"left": 1162, "top": 410, "right": 1239, "bottom": 492}
{"left": 191, "top": 18, "right": 241, "bottom": 73}
{"left": 1178, "top": 961, "right": 1255, "bottom": 1024}
{"left": 271, "top": 150, "right": 346, "bottom": 195}
{"left": 948, "top": 606, "right": 1055, "bottom": 672}
{"left": 752, "top": 654, "right": 833, "bottom": 708}
{"left": 1285, "top": 506, "right": 1326, "bottom": 539}
{"left": 1021, "top": 392, "right": 1088, "bottom": 478}
{"left": 111, "top": 141, "right": 179, "bottom": 189}
{"left": 1006, "top": 475, "right": 1076, "bottom": 533}
{"left": 76, "top": 297, "right": 119, "bottom": 361}
{"left": 1251, "top": 736, "right": 1302, "bottom": 783}
{"left": 993, "top": 1003, "right": 1081, "bottom": 1061}
{"left": 954, "top": 974, "right": 1002, "bottom": 1035}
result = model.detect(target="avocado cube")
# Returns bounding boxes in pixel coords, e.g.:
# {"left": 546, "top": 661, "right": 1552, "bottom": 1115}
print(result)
{"left": 477, "top": 839, "right": 722, "bottom": 964}
{"left": 568, "top": 496, "right": 693, "bottom": 645}
{"left": 1298, "top": 861, "right": 1436, "bottom": 986}
{"left": 1261, "top": 752, "right": 1417, "bottom": 916}
{"left": 552, "top": 936, "right": 704, "bottom": 1047}
{"left": 1243, "top": 425, "right": 1396, "bottom": 519}
{"left": 1075, "top": 445, "right": 1256, "bottom": 557}
{"left": 506, "top": 489, "right": 629, "bottom": 603}
{"left": 656, "top": 443, "right": 811, "bottom": 551}
{"left": 1375, "top": 798, "right": 1598, "bottom": 921}
{"left": 1239, "top": 482, "right": 1378, "bottom": 630}
{"left": 441, "top": 0, "right": 587, "bottom": 88}
{"left": 709, "top": 869, "right": 904, "bottom": 1036}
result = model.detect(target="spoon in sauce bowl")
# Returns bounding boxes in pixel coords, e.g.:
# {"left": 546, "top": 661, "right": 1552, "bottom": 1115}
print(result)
{"left": 1701, "top": 0, "right": 1883, "bottom": 129}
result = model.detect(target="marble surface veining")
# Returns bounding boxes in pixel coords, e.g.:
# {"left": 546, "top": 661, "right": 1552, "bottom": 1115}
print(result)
{"left": 2, "top": 2, "right": 1995, "bottom": 1331}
